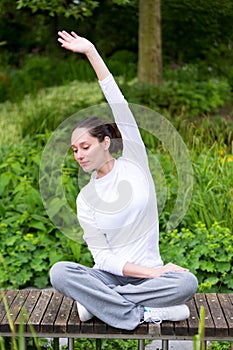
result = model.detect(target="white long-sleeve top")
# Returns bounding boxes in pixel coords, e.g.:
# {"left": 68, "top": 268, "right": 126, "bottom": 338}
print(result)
{"left": 77, "top": 74, "right": 163, "bottom": 276}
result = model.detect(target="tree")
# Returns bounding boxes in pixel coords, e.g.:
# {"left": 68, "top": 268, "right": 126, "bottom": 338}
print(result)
{"left": 138, "top": 0, "right": 162, "bottom": 84}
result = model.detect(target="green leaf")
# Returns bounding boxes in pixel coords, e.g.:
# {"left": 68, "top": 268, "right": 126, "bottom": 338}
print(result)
{"left": 0, "top": 173, "right": 11, "bottom": 196}
{"left": 28, "top": 221, "right": 46, "bottom": 231}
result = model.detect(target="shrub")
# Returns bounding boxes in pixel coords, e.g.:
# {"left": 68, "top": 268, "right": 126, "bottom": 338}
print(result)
{"left": 0, "top": 55, "right": 97, "bottom": 103}
{"left": 0, "top": 136, "right": 92, "bottom": 289}
{"left": 0, "top": 79, "right": 104, "bottom": 142}
{"left": 122, "top": 77, "right": 231, "bottom": 118}
{"left": 160, "top": 222, "right": 233, "bottom": 292}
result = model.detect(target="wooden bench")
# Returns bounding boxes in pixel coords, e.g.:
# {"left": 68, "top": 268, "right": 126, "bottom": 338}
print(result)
{"left": 0, "top": 289, "right": 232, "bottom": 350}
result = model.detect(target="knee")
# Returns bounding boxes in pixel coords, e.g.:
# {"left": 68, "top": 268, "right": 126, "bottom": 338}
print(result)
{"left": 50, "top": 261, "right": 69, "bottom": 291}
{"left": 177, "top": 272, "right": 198, "bottom": 300}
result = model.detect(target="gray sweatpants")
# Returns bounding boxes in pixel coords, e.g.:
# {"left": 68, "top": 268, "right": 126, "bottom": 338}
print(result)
{"left": 50, "top": 262, "right": 198, "bottom": 330}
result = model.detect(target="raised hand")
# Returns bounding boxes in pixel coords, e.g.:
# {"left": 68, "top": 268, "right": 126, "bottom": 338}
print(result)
{"left": 58, "top": 30, "right": 94, "bottom": 55}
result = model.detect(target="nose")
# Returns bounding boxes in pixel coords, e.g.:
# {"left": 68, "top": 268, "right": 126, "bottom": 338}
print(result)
{"left": 74, "top": 150, "right": 84, "bottom": 161}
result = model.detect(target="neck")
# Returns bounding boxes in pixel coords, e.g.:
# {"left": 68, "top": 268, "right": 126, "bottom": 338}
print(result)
{"left": 96, "top": 158, "right": 115, "bottom": 178}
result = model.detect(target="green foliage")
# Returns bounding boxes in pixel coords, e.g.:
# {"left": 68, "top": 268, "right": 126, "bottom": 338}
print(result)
{"left": 16, "top": 0, "right": 99, "bottom": 19}
{"left": 187, "top": 143, "right": 233, "bottom": 231}
{"left": 208, "top": 342, "right": 232, "bottom": 350}
{"left": 149, "top": 139, "right": 233, "bottom": 233}
{"left": 123, "top": 74, "right": 231, "bottom": 118}
{"left": 0, "top": 80, "right": 103, "bottom": 143}
{"left": 107, "top": 50, "right": 137, "bottom": 80}
{"left": 0, "top": 136, "right": 93, "bottom": 289}
{"left": 62, "top": 338, "right": 151, "bottom": 350}
{"left": 162, "top": 0, "right": 233, "bottom": 63}
{"left": 160, "top": 222, "right": 233, "bottom": 292}
{"left": 0, "top": 52, "right": 137, "bottom": 104}
{"left": 0, "top": 55, "right": 97, "bottom": 103}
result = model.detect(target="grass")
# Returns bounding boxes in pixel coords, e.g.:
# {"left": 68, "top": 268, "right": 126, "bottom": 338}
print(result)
{"left": 0, "top": 80, "right": 104, "bottom": 144}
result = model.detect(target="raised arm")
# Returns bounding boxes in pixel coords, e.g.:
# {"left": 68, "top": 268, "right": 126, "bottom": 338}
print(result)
{"left": 58, "top": 31, "right": 110, "bottom": 81}
{"left": 58, "top": 30, "right": 146, "bottom": 162}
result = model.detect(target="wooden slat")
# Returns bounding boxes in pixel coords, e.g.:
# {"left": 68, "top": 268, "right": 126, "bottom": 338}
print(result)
{"left": 186, "top": 297, "right": 199, "bottom": 336}
{"left": 40, "top": 291, "right": 63, "bottom": 333}
{"left": 218, "top": 294, "right": 233, "bottom": 337}
{"left": 134, "top": 322, "right": 148, "bottom": 335}
{"left": 161, "top": 320, "right": 174, "bottom": 336}
{"left": 80, "top": 317, "right": 94, "bottom": 334}
{"left": 53, "top": 295, "right": 73, "bottom": 333}
{"left": 106, "top": 323, "right": 123, "bottom": 335}
{"left": 28, "top": 289, "right": 53, "bottom": 332}
{"left": 14, "top": 290, "right": 41, "bottom": 331}
{"left": 0, "top": 290, "right": 29, "bottom": 332}
{"left": 148, "top": 322, "right": 161, "bottom": 336}
{"left": 195, "top": 293, "right": 215, "bottom": 337}
{"left": 174, "top": 319, "right": 189, "bottom": 336}
{"left": 221, "top": 294, "right": 233, "bottom": 337}
{"left": 0, "top": 290, "right": 18, "bottom": 326}
{"left": 93, "top": 318, "right": 107, "bottom": 334}
{"left": 206, "top": 293, "right": 228, "bottom": 337}
{"left": 67, "top": 301, "right": 80, "bottom": 333}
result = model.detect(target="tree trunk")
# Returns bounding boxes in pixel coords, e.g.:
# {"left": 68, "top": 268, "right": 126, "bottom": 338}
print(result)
{"left": 138, "top": 0, "right": 162, "bottom": 85}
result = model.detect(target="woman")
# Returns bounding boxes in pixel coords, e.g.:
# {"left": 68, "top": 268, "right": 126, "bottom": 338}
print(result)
{"left": 50, "top": 30, "right": 198, "bottom": 330}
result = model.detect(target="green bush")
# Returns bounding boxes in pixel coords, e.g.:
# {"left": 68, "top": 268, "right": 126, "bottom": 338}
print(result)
{"left": 123, "top": 77, "right": 231, "bottom": 118}
{"left": 0, "top": 55, "right": 97, "bottom": 103}
{"left": 0, "top": 136, "right": 92, "bottom": 289}
{"left": 208, "top": 341, "right": 232, "bottom": 350}
{"left": 0, "top": 51, "right": 136, "bottom": 104}
{"left": 107, "top": 50, "right": 137, "bottom": 81}
{"left": 160, "top": 222, "right": 233, "bottom": 292}
{"left": 152, "top": 141, "right": 233, "bottom": 233}
{"left": 0, "top": 79, "right": 104, "bottom": 143}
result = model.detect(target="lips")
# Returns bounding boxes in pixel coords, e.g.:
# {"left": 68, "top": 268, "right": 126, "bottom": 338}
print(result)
{"left": 79, "top": 161, "right": 89, "bottom": 167}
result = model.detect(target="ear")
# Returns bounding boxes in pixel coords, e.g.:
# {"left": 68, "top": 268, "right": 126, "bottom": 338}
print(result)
{"left": 104, "top": 136, "right": 111, "bottom": 150}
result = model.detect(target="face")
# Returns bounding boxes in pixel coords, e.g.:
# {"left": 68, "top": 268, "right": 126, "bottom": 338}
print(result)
{"left": 71, "top": 127, "right": 110, "bottom": 173}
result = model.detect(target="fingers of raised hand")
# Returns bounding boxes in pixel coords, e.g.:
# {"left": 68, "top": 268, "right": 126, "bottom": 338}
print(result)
{"left": 58, "top": 30, "right": 78, "bottom": 44}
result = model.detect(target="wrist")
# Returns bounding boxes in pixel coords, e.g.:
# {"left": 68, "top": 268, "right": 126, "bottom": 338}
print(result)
{"left": 86, "top": 44, "right": 98, "bottom": 59}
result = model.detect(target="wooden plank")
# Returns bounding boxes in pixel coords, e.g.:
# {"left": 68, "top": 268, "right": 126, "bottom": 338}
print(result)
{"left": 28, "top": 289, "right": 53, "bottom": 332}
{"left": 53, "top": 295, "right": 73, "bottom": 333}
{"left": 134, "top": 322, "right": 148, "bottom": 335}
{"left": 40, "top": 291, "right": 63, "bottom": 333}
{"left": 148, "top": 322, "right": 161, "bottom": 336}
{"left": 67, "top": 301, "right": 80, "bottom": 333}
{"left": 93, "top": 318, "right": 107, "bottom": 334}
{"left": 106, "top": 323, "right": 123, "bottom": 335}
{"left": 194, "top": 293, "right": 215, "bottom": 337}
{"left": 206, "top": 293, "right": 228, "bottom": 337}
{"left": 218, "top": 294, "right": 233, "bottom": 337}
{"left": 174, "top": 319, "right": 188, "bottom": 336}
{"left": 186, "top": 297, "right": 199, "bottom": 336}
{"left": 0, "top": 290, "right": 29, "bottom": 332}
{"left": 14, "top": 290, "right": 41, "bottom": 332}
{"left": 0, "top": 290, "right": 18, "bottom": 325}
{"left": 80, "top": 317, "right": 94, "bottom": 334}
{"left": 161, "top": 320, "right": 174, "bottom": 336}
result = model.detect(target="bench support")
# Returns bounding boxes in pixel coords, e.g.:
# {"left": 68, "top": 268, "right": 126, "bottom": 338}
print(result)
{"left": 138, "top": 339, "right": 145, "bottom": 350}
{"left": 162, "top": 339, "right": 169, "bottom": 350}
{"left": 68, "top": 338, "right": 74, "bottom": 350}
